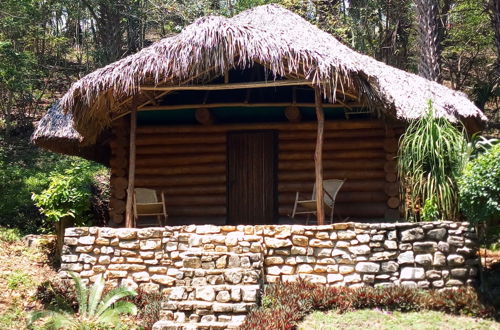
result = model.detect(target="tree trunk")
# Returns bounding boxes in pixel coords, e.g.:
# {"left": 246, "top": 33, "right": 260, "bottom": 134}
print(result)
{"left": 415, "top": 0, "right": 442, "bottom": 82}
{"left": 489, "top": 0, "right": 500, "bottom": 75}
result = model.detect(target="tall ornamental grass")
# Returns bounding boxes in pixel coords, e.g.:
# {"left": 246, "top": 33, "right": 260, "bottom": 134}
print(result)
{"left": 398, "top": 102, "right": 468, "bottom": 220}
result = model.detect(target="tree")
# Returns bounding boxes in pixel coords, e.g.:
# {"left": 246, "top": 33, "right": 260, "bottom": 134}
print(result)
{"left": 415, "top": 0, "right": 442, "bottom": 81}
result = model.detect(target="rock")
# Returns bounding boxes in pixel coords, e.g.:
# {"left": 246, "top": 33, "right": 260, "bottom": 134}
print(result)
{"left": 169, "top": 287, "right": 185, "bottom": 300}
{"left": 309, "top": 239, "right": 334, "bottom": 248}
{"left": 339, "top": 265, "right": 355, "bottom": 274}
{"left": 437, "top": 241, "right": 450, "bottom": 253}
{"left": 231, "top": 287, "right": 241, "bottom": 301}
{"left": 415, "top": 254, "right": 433, "bottom": 266}
{"left": 400, "top": 267, "right": 425, "bottom": 280}
{"left": 224, "top": 270, "right": 243, "bottom": 284}
{"left": 242, "top": 287, "right": 257, "bottom": 302}
{"left": 381, "top": 261, "right": 399, "bottom": 273}
{"left": 119, "top": 240, "right": 140, "bottom": 249}
{"left": 426, "top": 270, "right": 441, "bottom": 280}
{"left": 216, "top": 290, "right": 231, "bottom": 302}
{"left": 264, "top": 237, "right": 292, "bottom": 248}
{"left": 400, "top": 227, "right": 424, "bottom": 242}
{"left": 292, "top": 235, "right": 309, "bottom": 246}
{"left": 427, "top": 228, "right": 447, "bottom": 241}
{"left": 265, "top": 256, "right": 284, "bottom": 265}
{"left": 299, "top": 274, "right": 327, "bottom": 284}
{"left": 196, "top": 287, "right": 216, "bottom": 301}
{"left": 216, "top": 256, "right": 227, "bottom": 269}
{"left": 446, "top": 279, "right": 464, "bottom": 286}
{"left": 451, "top": 268, "right": 468, "bottom": 278}
{"left": 447, "top": 236, "right": 465, "bottom": 247}
{"left": 348, "top": 245, "right": 371, "bottom": 255}
{"left": 151, "top": 275, "right": 175, "bottom": 285}
{"left": 355, "top": 262, "right": 380, "bottom": 273}
{"left": 78, "top": 236, "right": 96, "bottom": 245}
{"left": 397, "top": 251, "right": 414, "bottom": 264}
{"left": 297, "top": 264, "right": 314, "bottom": 274}
{"left": 183, "top": 257, "right": 201, "bottom": 268}
{"left": 228, "top": 255, "right": 241, "bottom": 268}
{"left": 140, "top": 239, "right": 161, "bottom": 250}
{"left": 116, "top": 229, "right": 137, "bottom": 239}
{"left": 383, "top": 240, "right": 397, "bottom": 250}
{"left": 291, "top": 246, "right": 307, "bottom": 255}
{"left": 356, "top": 234, "right": 370, "bottom": 243}
{"left": 447, "top": 254, "right": 465, "bottom": 266}
{"left": 432, "top": 280, "right": 444, "bottom": 288}
{"left": 344, "top": 273, "right": 362, "bottom": 283}
{"left": 432, "top": 252, "right": 446, "bottom": 266}
{"left": 314, "top": 248, "right": 332, "bottom": 257}
{"left": 338, "top": 231, "right": 356, "bottom": 240}
{"left": 61, "top": 255, "right": 78, "bottom": 263}
{"left": 327, "top": 274, "right": 344, "bottom": 283}
{"left": 413, "top": 241, "right": 437, "bottom": 253}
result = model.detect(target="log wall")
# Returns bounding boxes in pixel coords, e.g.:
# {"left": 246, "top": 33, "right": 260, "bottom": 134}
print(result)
{"left": 108, "top": 119, "right": 401, "bottom": 225}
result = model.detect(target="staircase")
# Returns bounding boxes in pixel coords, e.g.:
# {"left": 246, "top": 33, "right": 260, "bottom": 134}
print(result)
{"left": 153, "top": 251, "right": 263, "bottom": 329}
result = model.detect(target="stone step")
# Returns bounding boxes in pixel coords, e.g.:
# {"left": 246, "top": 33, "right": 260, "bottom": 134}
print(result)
{"left": 162, "top": 300, "right": 257, "bottom": 313}
{"left": 153, "top": 320, "right": 242, "bottom": 330}
{"left": 172, "top": 268, "right": 261, "bottom": 287}
{"left": 180, "top": 253, "right": 263, "bottom": 270}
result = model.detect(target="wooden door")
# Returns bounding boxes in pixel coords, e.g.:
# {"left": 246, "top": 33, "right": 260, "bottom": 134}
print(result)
{"left": 227, "top": 131, "right": 277, "bottom": 225}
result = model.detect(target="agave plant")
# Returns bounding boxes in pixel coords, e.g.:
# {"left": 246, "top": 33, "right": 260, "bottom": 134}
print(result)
{"left": 29, "top": 273, "right": 137, "bottom": 329}
{"left": 398, "top": 101, "right": 468, "bottom": 220}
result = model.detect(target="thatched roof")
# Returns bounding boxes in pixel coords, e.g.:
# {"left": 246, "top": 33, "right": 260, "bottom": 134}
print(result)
{"left": 33, "top": 4, "right": 486, "bottom": 157}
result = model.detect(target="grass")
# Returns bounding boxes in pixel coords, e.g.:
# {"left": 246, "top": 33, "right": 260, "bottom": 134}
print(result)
{"left": 298, "top": 309, "right": 500, "bottom": 330}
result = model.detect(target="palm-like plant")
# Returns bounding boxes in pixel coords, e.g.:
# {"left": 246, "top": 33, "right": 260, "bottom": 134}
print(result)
{"left": 398, "top": 101, "right": 468, "bottom": 221}
{"left": 29, "top": 273, "right": 137, "bottom": 329}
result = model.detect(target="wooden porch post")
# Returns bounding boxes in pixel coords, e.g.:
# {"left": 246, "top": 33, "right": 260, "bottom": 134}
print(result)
{"left": 314, "top": 86, "right": 325, "bottom": 225}
{"left": 125, "top": 103, "right": 138, "bottom": 228}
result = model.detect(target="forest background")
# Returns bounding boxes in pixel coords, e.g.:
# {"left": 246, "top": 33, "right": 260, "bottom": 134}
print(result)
{"left": 0, "top": 0, "right": 499, "bottom": 234}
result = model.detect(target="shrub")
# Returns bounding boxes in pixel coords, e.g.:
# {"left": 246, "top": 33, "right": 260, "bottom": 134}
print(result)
{"left": 398, "top": 102, "right": 468, "bottom": 220}
{"left": 30, "top": 273, "right": 137, "bottom": 329}
{"left": 131, "top": 289, "right": 166, "bottom": 330}
{"left": 459, "top": 144, "right": 500, "bottom": 225}
{"left": 32, "top": 161, "right": 104, "bottom": 231}
{"left": 240, "top": 281, "right": 495, "bottom": 330}
{"left": 0, "top": 227, "right": 22, "bottom": 242}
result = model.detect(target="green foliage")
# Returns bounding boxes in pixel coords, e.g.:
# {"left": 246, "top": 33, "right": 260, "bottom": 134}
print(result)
{"left": 459, "top": 144, "right": 500, "bottom": 224}
{"left": 0, "top": 227, "right": 22, "bottom": 242}
{"left": 241, "top": 281, "right": 495, "bottom": 329}
{"left": 30, "top": 273, "right": 137, "bottom": 329}
{"left": 398, "top": 102, "right": 468, "bottom": 221}
{"left": 32, "top": 161, "right": 101, "bottom": 227}
{"left": 132, "top": 289, "right": 166, "bottom": 329}
{"left": 421, "top": 197, "right": 440, "bottom": 222}
{"left": 6, "top": 270, "right": 32, "bottom": 290}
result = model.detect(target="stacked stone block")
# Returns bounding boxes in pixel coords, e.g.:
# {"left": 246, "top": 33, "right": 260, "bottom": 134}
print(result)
{"left": 60, "top": 221, "right": 478, "bottom": 329}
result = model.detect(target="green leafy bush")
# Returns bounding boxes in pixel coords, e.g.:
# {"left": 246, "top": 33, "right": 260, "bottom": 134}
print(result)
{"left": 241, "top": 281, "right": 495, "bottom": 330}
{"left": 398, "top": 102, "right": 468, "bottom": 220}
{"left": 32, "top": 161, "right": 105, "bottom": 230}
{"left": 30, "top": 272, "right": 137, "bottom": 329}
{"left": 0, "top": 227, "right": 22, "bottom": 242}
{"left": 459, "top": 144, "right": 500, "bottom": 225}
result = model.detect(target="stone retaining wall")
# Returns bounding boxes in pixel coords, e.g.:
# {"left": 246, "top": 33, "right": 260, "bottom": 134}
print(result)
{"left": 61, "top": 221, "right": 478, "bottom": 328}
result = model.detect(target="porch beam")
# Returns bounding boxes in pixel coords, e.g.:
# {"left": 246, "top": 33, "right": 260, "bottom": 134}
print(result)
{"left": 125, "top": 101, "right": 138, "bottom": 228}
{"left": 139, "top": 79, "right": 313, "bottom": 92}
{"left": 314, "top": 86, "right": 325, "bottom": 225}
{"left": 138, "top": 102, "right": 362, "bottom": 112}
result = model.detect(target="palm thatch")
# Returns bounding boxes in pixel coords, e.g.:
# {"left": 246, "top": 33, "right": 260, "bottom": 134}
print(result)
{"left": 32, "top": 4, "right": 486, "bottom": 158}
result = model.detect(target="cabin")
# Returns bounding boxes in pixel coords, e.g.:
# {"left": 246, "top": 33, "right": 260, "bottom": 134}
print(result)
{"left": 32, "top": 5, "right": 486, "bottom": 229}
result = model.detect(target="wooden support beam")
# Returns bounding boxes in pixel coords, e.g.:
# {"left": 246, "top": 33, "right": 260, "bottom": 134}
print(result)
{"left": 137, "top": 102, "right": 362, "bottom": 112}
{"left": 195, "top": 108, "right": 215, "bottom": 125}
{"left": 314, "top": 86, "right": 325, "bottom": 225}
{"left": 125, "top": 102, "right": 138, "bottom": 228}
{"left": 140, "top": 79, "right": 314, "bottom": 92}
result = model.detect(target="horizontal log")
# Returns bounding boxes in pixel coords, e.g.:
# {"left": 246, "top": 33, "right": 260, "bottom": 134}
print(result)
{"left": 279, "top": 139, "right": 384, "bottom": 151}
{"left": 279, "top": 170, "right": 385, "bottom": 181}
{"left": 284, "top": 106, "right": 301, "bottom": 123}
{"left": 110, "top": 214, "right": 124, "bottom": 224}
{"left": 279, "top": 159, "right": 385, "bottom": 171}
{"left": 278, "top": 180, "right": 386, "bottom": 193}
{"left": 136, "top": 144, "right": 225, "bottom": 155}
{"left": 384, "top": 138, "right": 398, "bottom": 153}
{"left": 160, "top": 185, "right": 226, "bottom": 195}
{"left": 195, "top": 108, "right": 215, "bottom": 125}
{"left": 113, "top": 188, "right": 126, "bottom": 200}
{"left": 109, "top": 199, "right": 126, "bottom": 212}
{"left": 136, "top": 154, "right": 225, "bottom": 167}
{"left": 279, "top": 191, "right": 387, "bottom": 204}
{"left": 384, "top": 182, "right": 399, "bottom": 196}
{"left": 136, "top": 120, "right": 385, "bottom": 134}
{"left": 387, "top": 197, "right": 401, "bottom": 209}
{"left": 279, "top": 149, "right": 385, "bottom": 160}
{"left": 111, "top": 177, "right": 128, "bottom": 191}
{"left": 136, "top": 174, "right": 226, "bottom": 187}
{"left": 384, "top": 208, "right": 401, "bottom": 220}
{"left": 164, "top": 195, "right": 225, "bottom": 206}
{"left": 168, "top": 206, "right": 226, "bottom": 217}
{"left": 110, "top": 158, "right": 128, "bottom": 169}
{"left": 111, "top": 168, "right": 126, "bottom": 177}
{"left": 136, "top": 135, "right": 226, "bottom": 146}
{"left": 385, "top": 173, "right": 398, "bottom": 183}
{"left": 279, "top": 129, "right": 386, "bottom": 140}
{"left": 384, "top": 160, "right": 398, "bottom": 173}
{"left": 280, "top": 202, "right": 386, "bottom": 218}
{"left": 136, "top": 164, "right": 225, "bottom": 176}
